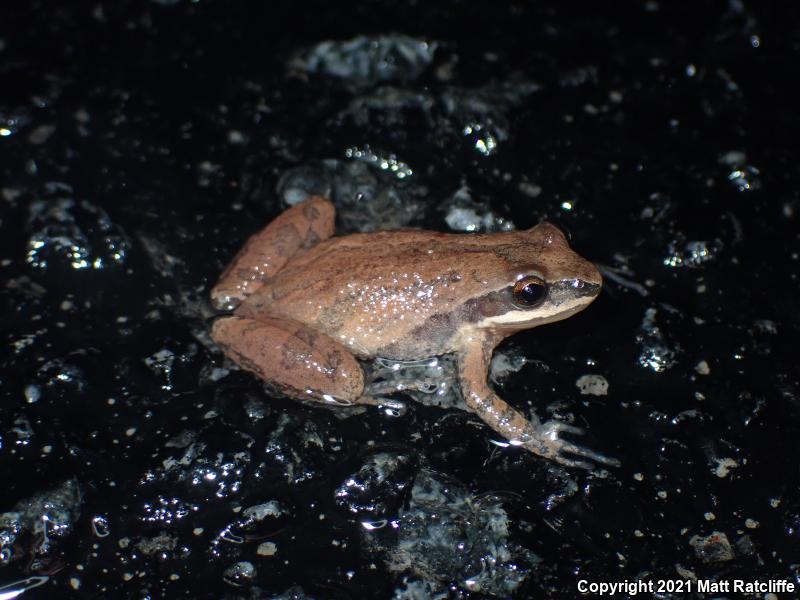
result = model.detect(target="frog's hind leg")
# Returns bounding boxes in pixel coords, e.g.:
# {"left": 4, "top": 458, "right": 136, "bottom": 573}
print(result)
{"left": 211, "top": 196, "right": 335, "bottom": 311}
{"left": 212, "top": 315, "right": 372, "bottom": 407}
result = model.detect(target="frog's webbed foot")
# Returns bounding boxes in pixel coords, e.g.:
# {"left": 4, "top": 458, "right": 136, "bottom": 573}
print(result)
{"left": 363, "top": 375, "right": 441, "bottom": 417}
{"left": 520, "top": 420, "right": 620, "bottom": 470}
{"left": 365, "top": 377, "right": 438, "bottom": 396}
{"left": 363, "top": 396, "right": 408, "bottom": 417}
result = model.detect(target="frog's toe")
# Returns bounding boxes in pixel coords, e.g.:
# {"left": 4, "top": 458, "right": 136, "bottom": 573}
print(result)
{"left": 378, "top": 398, "right": 407, "bottom": 417}
{"left": 540, "top": 421, "right": 584, "bottom": 437}
{"left": 529, "top": 420, "right": 620, "bottom": 469}
{"left": 552, "top": 439, "right": 621, "bottom": 469}
{"left": 551, "top": 455, "right": 595, "bottom": 470}
{"left": 358, "top": 395, "right": 407, "bottom": 417}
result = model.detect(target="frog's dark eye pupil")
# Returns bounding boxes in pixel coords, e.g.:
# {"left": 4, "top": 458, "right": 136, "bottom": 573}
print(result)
{"left": 513, "top": 277, "right": 547, "bottom": 307}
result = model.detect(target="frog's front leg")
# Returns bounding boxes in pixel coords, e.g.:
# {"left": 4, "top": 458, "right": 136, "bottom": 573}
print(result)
{"left": 211, "top": 315, "right": 382, "bottom": 407}
{"left": 211, "top": 196, "right": 335, "bottom": 311}
{"left": 457, "top": 335, "right": 619, "bottom": 469}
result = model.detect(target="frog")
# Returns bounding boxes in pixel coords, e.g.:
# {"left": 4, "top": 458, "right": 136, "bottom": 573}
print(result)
{"left": 210, "top": 196, "right": 617, "bottom": 469}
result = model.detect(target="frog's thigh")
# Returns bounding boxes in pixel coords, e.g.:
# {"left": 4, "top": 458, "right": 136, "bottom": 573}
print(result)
{"left": 211, "top": 196, "right": 335, "bottom": 310}
{"left": 212, "top": 315, "right": 365, "bottom": 404}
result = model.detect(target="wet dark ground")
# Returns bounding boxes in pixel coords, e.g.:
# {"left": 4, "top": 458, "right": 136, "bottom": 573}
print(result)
{"left": 2, "top": 1, "right": 800, "bottom": 598}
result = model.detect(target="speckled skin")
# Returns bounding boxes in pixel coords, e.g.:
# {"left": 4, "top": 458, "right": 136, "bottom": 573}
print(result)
{"left": 211, "top": 196, "right": 617, "bottom": 468}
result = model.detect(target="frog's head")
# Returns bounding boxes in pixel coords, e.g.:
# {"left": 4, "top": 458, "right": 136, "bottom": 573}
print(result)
{"left": 472, "top": 222, "right": 602, "bottom": 333}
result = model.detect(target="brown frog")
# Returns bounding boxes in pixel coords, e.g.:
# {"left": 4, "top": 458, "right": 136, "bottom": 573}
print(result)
{"left": 211, "top": 196, "right": 616, "bottom": 468}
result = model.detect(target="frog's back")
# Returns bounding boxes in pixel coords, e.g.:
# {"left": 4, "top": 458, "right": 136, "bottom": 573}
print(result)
{"left": 236, "top": 229, "right": 521, "bottom": 358}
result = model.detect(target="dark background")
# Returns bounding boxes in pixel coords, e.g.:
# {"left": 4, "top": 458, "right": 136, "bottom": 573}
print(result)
{"left": 1, "top": 1, "right": 799, "bottom": 598}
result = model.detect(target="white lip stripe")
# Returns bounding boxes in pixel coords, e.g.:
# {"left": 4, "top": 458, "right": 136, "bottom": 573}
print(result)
{"left": 476, "top": 296, "right": 591, "bottom": 329}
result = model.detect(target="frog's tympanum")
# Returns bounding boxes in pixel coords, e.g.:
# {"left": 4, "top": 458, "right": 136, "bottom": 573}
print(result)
{"left": 211, "top": 196, "right": 617, "bottom": 468}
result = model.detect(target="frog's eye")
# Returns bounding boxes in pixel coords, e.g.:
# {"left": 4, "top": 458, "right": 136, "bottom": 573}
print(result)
{"left": 512, "top": 276, "right": 547, "bottom": 307}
